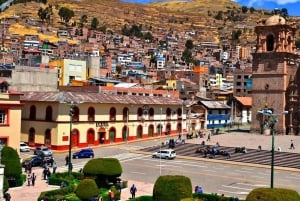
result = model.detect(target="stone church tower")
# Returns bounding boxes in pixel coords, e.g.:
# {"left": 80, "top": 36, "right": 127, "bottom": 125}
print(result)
{"left": 251, "top": 10, "right": 300, "bottom": 135}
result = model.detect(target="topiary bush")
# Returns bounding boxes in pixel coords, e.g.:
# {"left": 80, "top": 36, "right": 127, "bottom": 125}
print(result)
{"left": 153, "top": 175, "right": 192, "bottom": 201}
{"left": 2, "top": 146, "right": 22, "bottom": 187}
{"left": 83, "top": 158, "right": 122, "bottom": 188}
{"left": 75, "top": 179, "right": 99, "bottom": 201}
{"left": 246, "top": 188, "right": 300, "bottom": 201}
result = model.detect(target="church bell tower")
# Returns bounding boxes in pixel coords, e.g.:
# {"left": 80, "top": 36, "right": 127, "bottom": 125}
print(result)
{"left": 251, "top": 9, "right": 300, "bottom": 134}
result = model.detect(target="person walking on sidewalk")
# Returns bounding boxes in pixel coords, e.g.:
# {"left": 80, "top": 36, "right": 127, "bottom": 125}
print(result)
{"left": 52, "top": 162, "right": 57, "bottom": 174}
{"left": 290, "top": 140, "right": 295, "bottom": 149}
{"left": 27, "top": 173, "right": 31, "bottom": 186}
{"left": 31, "top": 172, "right": 36, "bottom": 186}
{"left": 130, "top": 184, "right": 137, "bottom": 199}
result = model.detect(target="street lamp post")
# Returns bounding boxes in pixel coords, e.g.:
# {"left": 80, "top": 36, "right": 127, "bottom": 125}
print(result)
{"left": 159, "top": 107, "right": 162, "bottom": 176}
{"left": 257, "top": 109, "right": 288, "bottom": 188}
{"left": 68, "top": 102, "right": 75, "bottom": 175}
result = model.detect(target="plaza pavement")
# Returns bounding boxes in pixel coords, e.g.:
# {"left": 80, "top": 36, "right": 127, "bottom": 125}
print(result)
{"left": 8, "top": 131, "right": 300, "bottom": 201}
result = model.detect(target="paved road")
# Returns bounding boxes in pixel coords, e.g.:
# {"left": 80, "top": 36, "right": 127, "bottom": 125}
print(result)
{"left": 12, "top": 132, "right": 300, "bottom": 201}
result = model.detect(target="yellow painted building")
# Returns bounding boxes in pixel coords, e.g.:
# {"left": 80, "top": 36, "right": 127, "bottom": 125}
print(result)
{"left": 20, "top": 91, "right": 186, "bottom": 150}
{"left": 0, "top": 83, "right": 23, "bottom": 152}
{"left": 49, "top": 59, "right": 87, "bottom": 86}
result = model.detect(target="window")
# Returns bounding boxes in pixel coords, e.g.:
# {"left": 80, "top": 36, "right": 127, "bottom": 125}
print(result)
{"left": 123, "top": 107, "right": 129, "bottom": 121}
{"left": 88, "top": 107, "right": 95, "bottom": 121}
{"left": 149, "top": 108, "right": 154, "bottom": 119}
{"left": 166, "top": 108, "right": 171, "bottom": 119}
{"left": 45, "top": 106, "right": 52, "bottom": 121}
{"left": 110, "top": 107, "right": 116, "bottom": 121}
{"left": 72, "top": 106, "right": 80, "bottom": 122}
{"left": 29, "top": 105, "right": 36, "bottom": 120}
{"left": 137, "top": 108, "right": 143, "bottom": 120}
{"left": 266, "top": 34, "right": 274, "bottom": 51}
{"left": 0, "top": 109, "right": 8, "bottom": 124}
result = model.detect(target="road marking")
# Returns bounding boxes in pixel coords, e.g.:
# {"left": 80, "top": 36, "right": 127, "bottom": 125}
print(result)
{"left": 218, "top": 189, "right": 249, "bottom": 195}
{"left": 236, "top": 183, "right": 268, "bottom": 187}
{"left": 131, "top": 171, "right": 145, "bottom": 175}
{"left": 235, "top": 169, "right": 252, "bottom": 173}
{"left": 222, "top": 185, "right": 252, "bottom": 191}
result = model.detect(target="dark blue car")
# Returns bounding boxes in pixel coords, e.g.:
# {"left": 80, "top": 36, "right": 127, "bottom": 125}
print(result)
{"left": 72, "top": 148, "right": 94, "bottom": 159}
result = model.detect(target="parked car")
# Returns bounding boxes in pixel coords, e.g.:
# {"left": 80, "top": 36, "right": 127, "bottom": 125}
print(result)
{"left": 34, "top": 146, "right": 53, "bottom": 157}
{"left": 20, "top": 142, "right": 30, "bottom": 152}
{"left": 21, "top": 155, "right": 54, "bottom": 167}
{"left": 72, "top": 148, "right": 94, "bottom": 159}
{"left": 152, "top": 149, "right": 176, "bottom": 159}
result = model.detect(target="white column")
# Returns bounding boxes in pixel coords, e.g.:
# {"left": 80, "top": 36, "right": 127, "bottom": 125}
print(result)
{"left": 0, "top": 164, "right": 5, "bottom": 200}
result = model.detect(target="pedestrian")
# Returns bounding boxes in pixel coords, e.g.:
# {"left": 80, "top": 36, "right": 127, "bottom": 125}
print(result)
{"left": 108, "top": 190, "right": 115, "bottom": 201}
{"left": 46, "top": 168, "right": 51, "bottom": 183}
{"left": 290, "top": 140, "right": 295, "bottom": 149}
{"left": 197, "top": 186, "right": 203, "bottom": 193}
{"left": 65, "top": 155, "right": 69, "bottom": 166}
{"left": 52, "top": 162, "right": 57, "bottom": 174}
{"left": 28, "top": 163, "right": 32, "bottom": 174}
{"left": 130, "top": 184, "right": 137, "bottom": 199}
{"left": 4, "top": 192, "right": 11, "bottom": 201}
{"left": 43, "top": 168, "right": 47, "bottom": 180}
{"left": 207, "top": 133, "right": 211, "bottom": 141}
{"left": 27, "top": 173, "right": 31, "bottom": 186}
{"left": 31, "top": 172, "right": 36, "bottom": 186}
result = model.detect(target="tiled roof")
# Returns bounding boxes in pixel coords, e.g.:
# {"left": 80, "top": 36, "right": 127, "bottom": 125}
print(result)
{"left": 20, "top": 91, "right": 182, "bottom": 105}
{"left": 200, "top": 101, "right": 231, "bottom": 109}
{"left": 235, "top": 96, "right": 252, "bottom": 106}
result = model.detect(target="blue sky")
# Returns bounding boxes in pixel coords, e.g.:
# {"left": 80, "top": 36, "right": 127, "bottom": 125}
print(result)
{"left": 121, "top": 0, "right": 300, "bottom": 16}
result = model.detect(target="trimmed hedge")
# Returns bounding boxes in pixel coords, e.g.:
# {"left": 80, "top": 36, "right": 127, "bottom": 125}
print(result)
{"left": 193, "top": 193, "right": 233, "bottom": 201}
{"left": 246, "top": 188, "right": 300, "bottom": 201}
{"left": 83, "top": 158, "right": 122, "bottom": 176}
{"left": 83, "top": 158, "right": 122, "bottom": 188}
{"left": 2, "top": 146, "right": 22, "bottom": 187}
{"left": 75, "top": 179, "right": 99, "bottom": 201}
{"left": 153, "top": 175, "right": 192, "bottom": 201}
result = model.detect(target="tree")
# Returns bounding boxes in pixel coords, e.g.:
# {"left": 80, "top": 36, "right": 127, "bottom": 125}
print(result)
{"left": 90, "top": 17, "right": 99, "bottom": 30}
{"left": 181, "top": 49, "right": 193, "bottom": 64}
{"left": 58, "top": 7, "right": 74, "bottom": 23}
{"left": 75, "top": 179, "right": 99, "bottom": 200}
{"left": 232, "top": 29, "right": 242, "bottom": 41}
{"left": 250, "top": 7, "right": 255, "bottom": 13}
{"left": 185, "top": 39, "right": 194, "bottom": 49}
{"left": 241, "top": 6, "right": 248, "bottom": 13}
{"left": 281, "top": 8, "right": 289, "bottom": 18}
{"left": 143, "top": 31, "right": 153, "bottom": 42}
{"left": 215, "top": 11, "right": 223, "bottom": 20}
{"left": 79, "top": 14, "right": 88, "bottom": 28}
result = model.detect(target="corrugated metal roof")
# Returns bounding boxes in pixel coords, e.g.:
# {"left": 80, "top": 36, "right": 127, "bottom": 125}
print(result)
{"left": 20, "top": 91, "right": 182, "bottom": 105}
{"left": 200, "top": 101, "right": 231, "bottom": 109}
{"left": 235, "top": 96, "right": 252, "bottom": 106}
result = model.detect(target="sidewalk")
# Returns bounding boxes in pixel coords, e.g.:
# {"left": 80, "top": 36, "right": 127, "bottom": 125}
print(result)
{"left": 8, "top": 132, "right": 300, "bottom": 201}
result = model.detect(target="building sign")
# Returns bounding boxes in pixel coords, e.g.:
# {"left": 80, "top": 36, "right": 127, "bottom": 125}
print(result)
{"left": 96, "top": 122, "right": 109, "bottom": 127}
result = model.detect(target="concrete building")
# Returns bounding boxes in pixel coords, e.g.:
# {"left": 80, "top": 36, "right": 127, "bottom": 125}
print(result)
{"left": 251, "top": 11, "right": 300, "bottom": 134}
{"left": 20, "top": 91, "right": 185, "bottom": 150}
{"left": 0, "top": 80, "right": 23, "bottom": 152}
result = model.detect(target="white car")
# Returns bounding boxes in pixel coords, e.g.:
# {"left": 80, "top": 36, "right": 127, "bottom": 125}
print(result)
{"left": 152, "top": 149, "right": 176, "bottom": 159}
{"left": 34, "top": 146, "right": 53, "bottom": 156}
{"left": 20, "top": 142, "right": 30, "bottom": 152}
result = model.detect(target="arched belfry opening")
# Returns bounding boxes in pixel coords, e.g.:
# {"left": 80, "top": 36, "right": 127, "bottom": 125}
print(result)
{"left": 266, "top": 35, "right": 274, "bottom": 51}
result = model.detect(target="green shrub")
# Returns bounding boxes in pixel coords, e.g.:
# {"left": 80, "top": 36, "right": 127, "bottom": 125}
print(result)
{"left": 181, "top": 198, "right": 203, "bottom": 201}
{"left": 83, "top": 158, "right": 122, "bottom": 176}
{"left": 75, "top": 179, "right": 99, "bottom": 201}
{"left": 128, "top": 196, "right": 153, "bottom": 201}
{"left": 2, "top": 146, "right": 22, "bottom": 187}
{"left": 83, "top": 158, "right": 122, "bottom": 188}
{"left": 153, "top": 175, "right": 192, "bottom": 201}
{"left": 246, "top": 188, "right": 300, "bottom": 201}
{"left": 193, "top": 193, "right": 231, "bottom": 201}
{"left": 38, "top": 185, "right": 75, "bottom": 201}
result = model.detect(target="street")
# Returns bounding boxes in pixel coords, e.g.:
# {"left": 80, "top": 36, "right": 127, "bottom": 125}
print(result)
{"left": 19, "top": 135, "right": 300, "bottom": 200}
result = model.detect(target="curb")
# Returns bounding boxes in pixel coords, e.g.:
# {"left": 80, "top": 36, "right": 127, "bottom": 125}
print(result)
{"left": 130, "top": 150, "right": 300, "bottom": 173}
